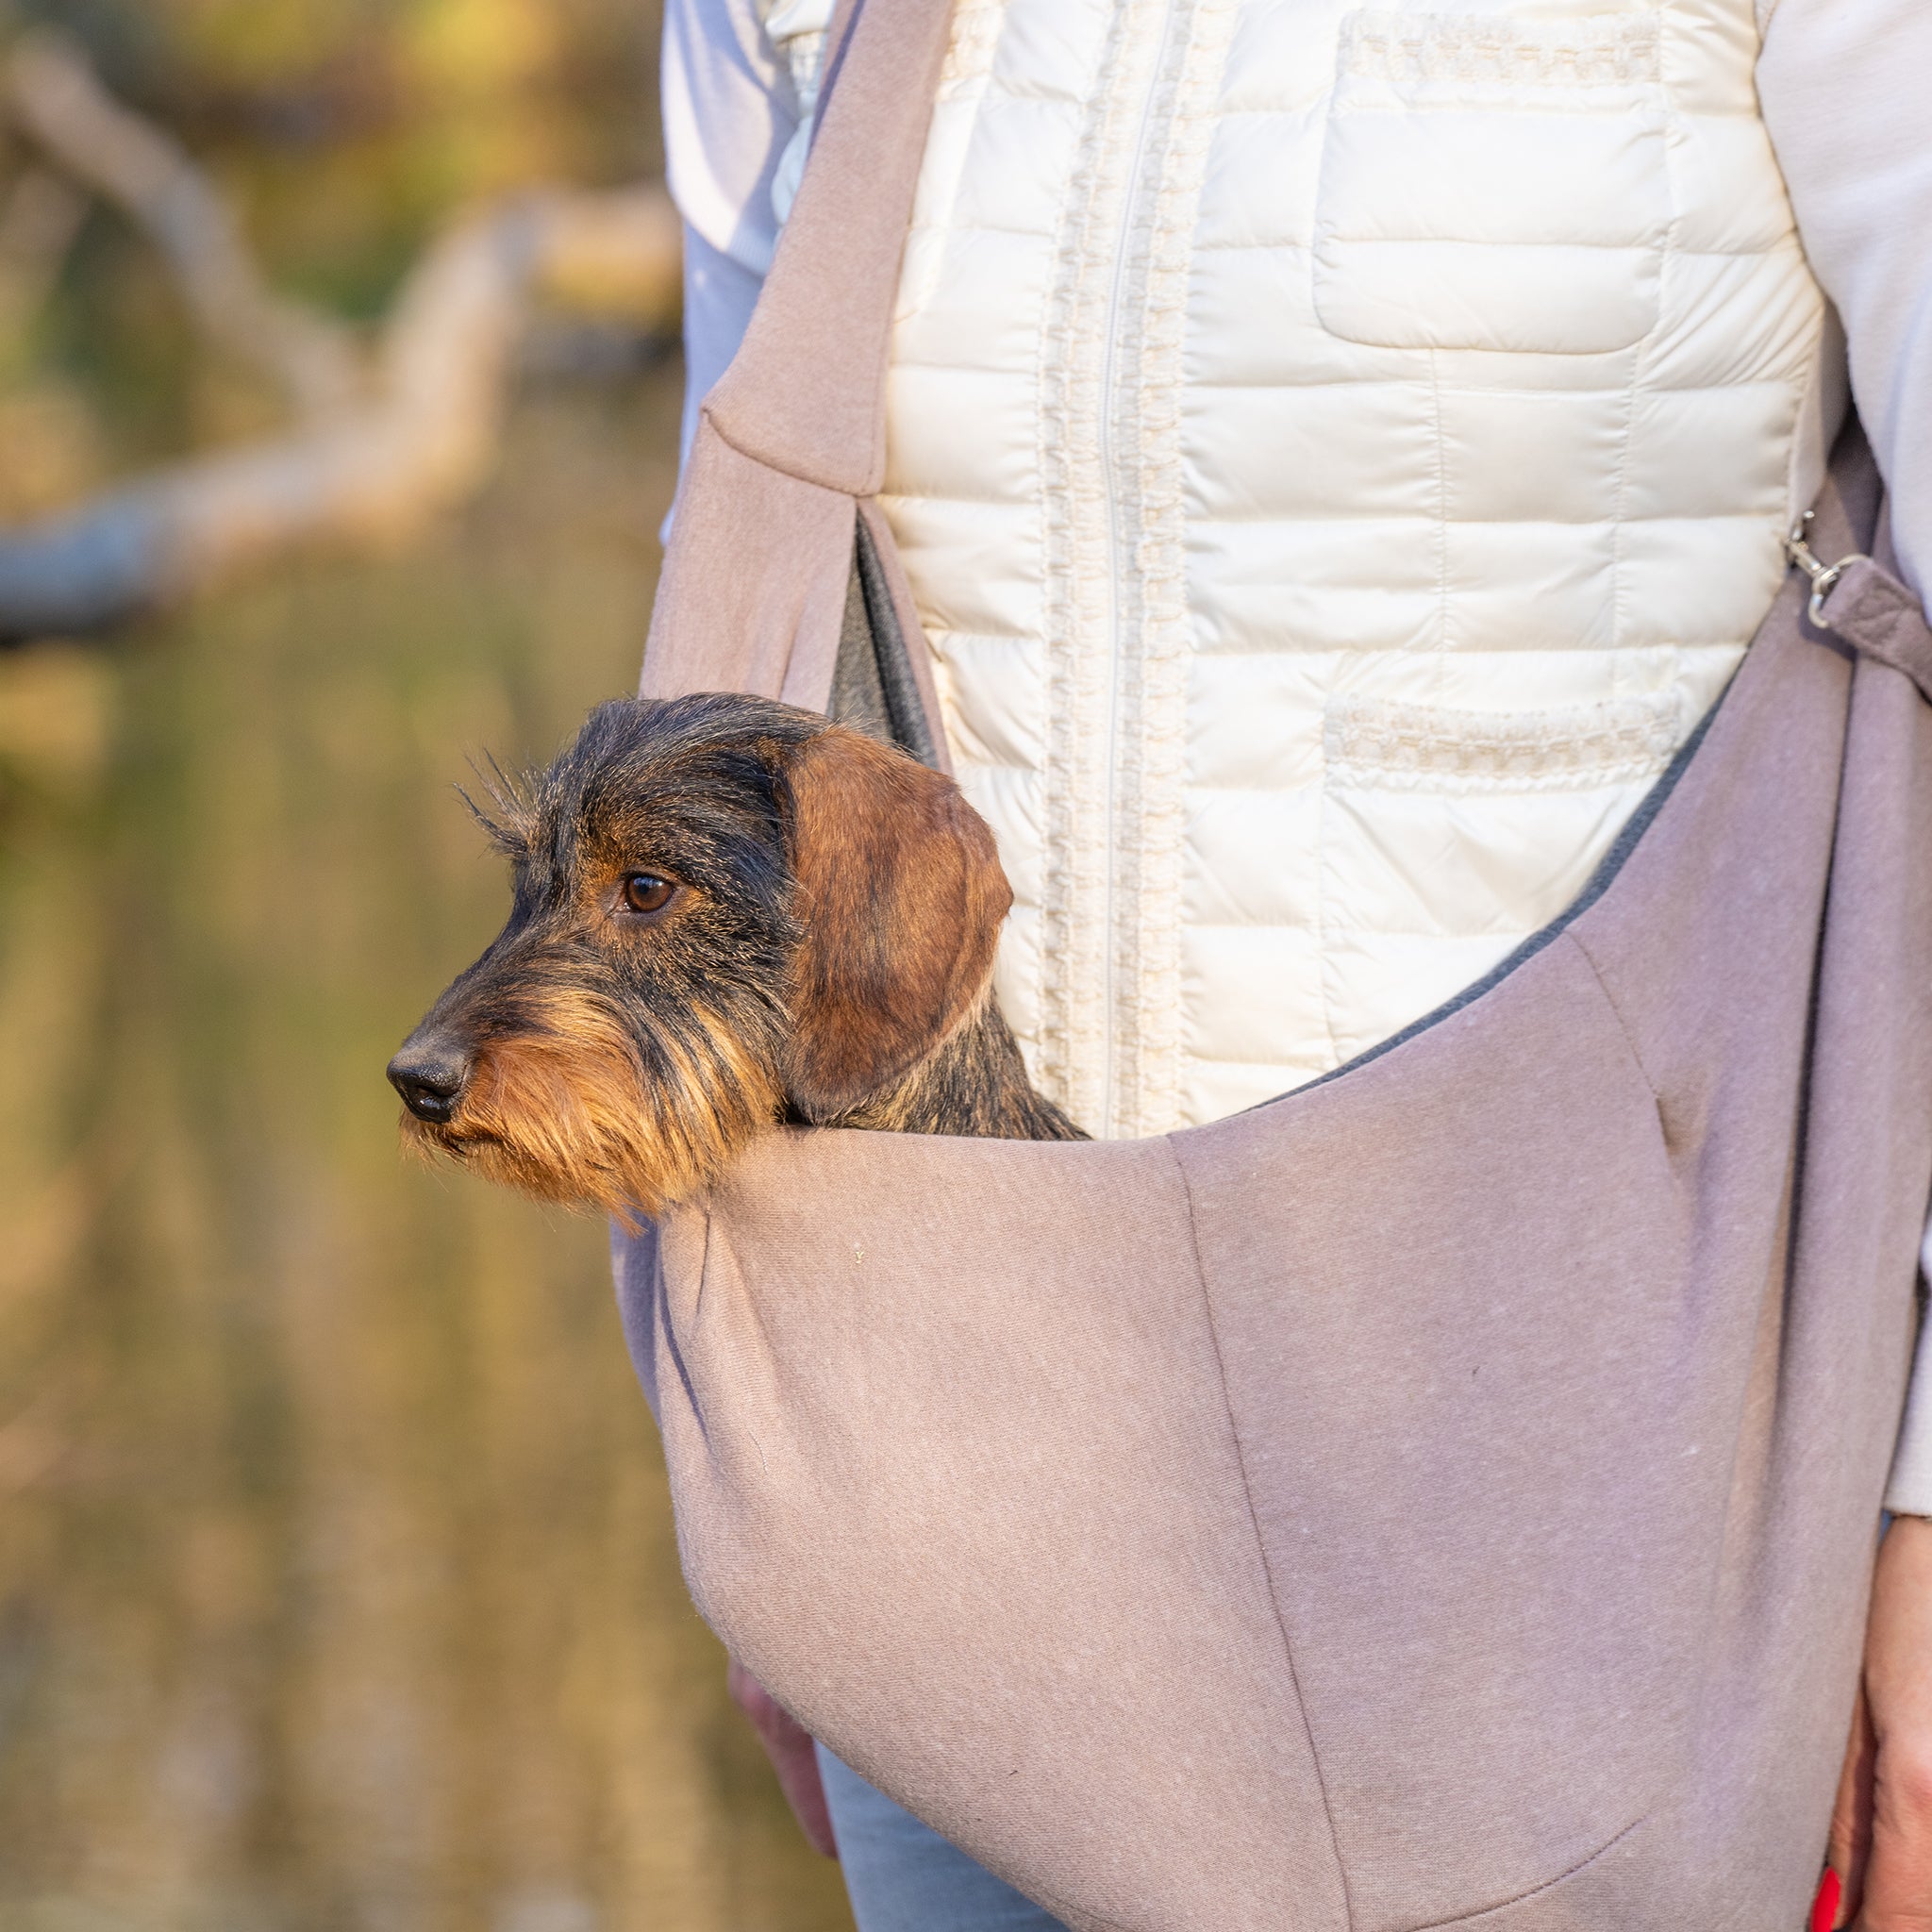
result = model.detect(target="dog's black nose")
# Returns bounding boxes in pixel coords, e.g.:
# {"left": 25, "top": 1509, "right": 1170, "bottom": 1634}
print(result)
{"left": 388, "top": 1041, "right": 470, "bottom": 1124}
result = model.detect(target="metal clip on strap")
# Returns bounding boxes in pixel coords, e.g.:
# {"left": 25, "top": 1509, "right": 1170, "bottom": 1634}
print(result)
{"left": 1784, "top": 511, "right": 1872, "bottom": 632}
{"left": 1784, "top": 510, "right": 1932, "bottom": 704}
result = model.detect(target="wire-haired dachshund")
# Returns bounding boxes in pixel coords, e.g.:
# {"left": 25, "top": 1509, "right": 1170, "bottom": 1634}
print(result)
{"left": 388, "top": 693, "right": 1084, "bottom": 1224}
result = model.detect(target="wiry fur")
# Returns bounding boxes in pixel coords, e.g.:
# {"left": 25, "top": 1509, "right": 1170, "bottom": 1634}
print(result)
{"left": 391, "top": 693, "right": 1084, "bottom": 1226}
{"left": 828, "top": 991, "right": 1077, "bottom": 1141}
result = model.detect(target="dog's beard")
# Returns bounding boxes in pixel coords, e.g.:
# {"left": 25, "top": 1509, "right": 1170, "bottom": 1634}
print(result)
{"left": 400, "top": 989, "right": 784, "bottom": 1229}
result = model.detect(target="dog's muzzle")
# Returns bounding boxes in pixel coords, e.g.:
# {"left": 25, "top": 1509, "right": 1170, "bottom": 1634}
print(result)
{"left": 388, "top": 1037, "right": 470, "bottom": 1124}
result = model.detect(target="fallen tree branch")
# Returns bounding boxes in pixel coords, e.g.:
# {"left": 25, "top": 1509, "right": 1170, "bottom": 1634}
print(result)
{"left": 0, "top": 184, "right": 683, "bottom": 639}
{"left": 5, "top": 29, "right": 362, "bottom": 419}
{"left": 0, "top": 30, "right": 684, "bottom": 643}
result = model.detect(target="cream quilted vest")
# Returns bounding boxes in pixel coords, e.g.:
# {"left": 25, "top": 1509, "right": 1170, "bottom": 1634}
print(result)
{"left": 872, "top": 0, "right": 1835, "bottom": 1136}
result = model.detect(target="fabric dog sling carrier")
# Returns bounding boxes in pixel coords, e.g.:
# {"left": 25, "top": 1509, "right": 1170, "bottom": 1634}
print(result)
{"left": 614, "top": 1, "right": 1932, "bottom": 1924}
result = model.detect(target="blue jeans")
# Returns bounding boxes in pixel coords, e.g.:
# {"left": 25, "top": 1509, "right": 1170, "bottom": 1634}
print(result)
{"left": 816, "top": 1744, "right": 1071, "bottom": 1932}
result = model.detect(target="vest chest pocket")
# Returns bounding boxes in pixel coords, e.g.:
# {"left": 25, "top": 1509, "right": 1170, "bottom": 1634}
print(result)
{"left": 1313, "top": 8, "right": 1672, "bottom": 356}
{"left": 1317, "top": 686, "right": 1687, "bottom": 1058}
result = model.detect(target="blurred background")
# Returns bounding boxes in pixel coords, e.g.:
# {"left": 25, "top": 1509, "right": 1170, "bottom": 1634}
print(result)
{"left": 0, "top": 2, "right": 854, "bottom": 1926}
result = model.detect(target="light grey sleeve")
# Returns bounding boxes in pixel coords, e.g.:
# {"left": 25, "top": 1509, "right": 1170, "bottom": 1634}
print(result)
{"left": 662, "top": 0, "right": 794, "bottom": 274}
{"left": 677, "top": 225, "right": 768, "bottom": 467}
{"left": 1758, "top": 0, "right": 1932, "bottom": 1518}
{"left": 1757, "top": 0, "right": 1932, "bottom": 605}
{"left": 662, "top": 0, "right": 836, "bottom": 471}
{"left": 662, "top": 0, "right": 796, "bottom": 474}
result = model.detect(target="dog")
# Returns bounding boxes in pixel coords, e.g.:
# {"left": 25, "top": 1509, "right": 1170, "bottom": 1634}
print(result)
{"left": 388, "top": 692, "right": 1085, "bottom": 1225}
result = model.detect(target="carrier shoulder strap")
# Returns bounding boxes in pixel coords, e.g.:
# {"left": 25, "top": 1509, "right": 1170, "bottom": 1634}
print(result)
{"left": 1800, "top": 538, "right": 1932, "bottom": 701}
{"left": 1761, "top": 429, "right": 1932, "bottom": 697}
{"left": 703, "top": 0, "right": 952, "bottom": 494}
{"left": 639, "top": 0, "right": 957, "bottom": 757}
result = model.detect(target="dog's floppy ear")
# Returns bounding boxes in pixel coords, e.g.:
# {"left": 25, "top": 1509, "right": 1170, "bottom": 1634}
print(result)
{"left": 778, "top": 726, "right": 1011, "bottom": 1121}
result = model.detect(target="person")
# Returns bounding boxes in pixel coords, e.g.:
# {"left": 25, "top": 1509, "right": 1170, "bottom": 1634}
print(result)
{"left": 659, "top": 1, "right": 1932, "bottom": 1924}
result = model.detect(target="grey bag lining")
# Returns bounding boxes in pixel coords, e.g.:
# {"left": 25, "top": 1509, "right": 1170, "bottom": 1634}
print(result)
{"left": 829, "top": 518, "right": 941, "bottom": 768}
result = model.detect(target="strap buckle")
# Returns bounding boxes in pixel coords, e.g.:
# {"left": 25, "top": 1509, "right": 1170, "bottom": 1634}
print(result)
{"left": 1784, "top": 511, "right": 1872, "bottom": 632}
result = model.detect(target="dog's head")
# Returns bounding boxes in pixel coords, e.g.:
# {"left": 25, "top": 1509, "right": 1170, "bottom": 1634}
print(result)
{"left": 386, "top": 692, "right": 1010, "bottom": 1224}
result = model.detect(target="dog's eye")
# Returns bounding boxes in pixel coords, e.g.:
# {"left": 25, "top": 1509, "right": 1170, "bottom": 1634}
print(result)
{"left": 621, "top": 873, "right": 676, "bottom": 916}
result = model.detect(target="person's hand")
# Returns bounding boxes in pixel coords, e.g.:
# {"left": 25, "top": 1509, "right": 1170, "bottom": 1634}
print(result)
{"left": 727, "top": 1655, "right": 839, "bottom": 1858}
{"left": 1821, "top": 1515, "right": 1932, "bottom": 1928}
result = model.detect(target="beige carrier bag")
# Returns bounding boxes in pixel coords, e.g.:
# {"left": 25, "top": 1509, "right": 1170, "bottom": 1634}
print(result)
{"left": 614, "top": 1, "right": 1932, "bottom": 1924}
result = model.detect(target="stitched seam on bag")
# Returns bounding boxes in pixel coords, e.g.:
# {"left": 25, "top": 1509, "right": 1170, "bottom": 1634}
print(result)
{"left": 660, "top": 1213, "right": 712, "bottom": 1464}
{"left": 699, "top": 406, "right": 864, "bottom": 498}
{"left": 1398, "top": 1813, "right": 1648, "bottom": 1931}
{"left": 1169, "top": 1137, "right": 1357, "bottom": 1931}
{"left": 1562, "top": 929, "right": 1664, "bottom": 1107}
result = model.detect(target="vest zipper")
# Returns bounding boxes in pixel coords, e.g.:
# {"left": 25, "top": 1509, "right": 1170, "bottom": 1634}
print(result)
{"left": 1097, "top": 0, "right": 1179, "bottom": 1138}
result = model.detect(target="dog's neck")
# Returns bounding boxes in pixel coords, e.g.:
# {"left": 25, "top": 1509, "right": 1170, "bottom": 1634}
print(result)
{"left": 812, "top": 991, "right": 1088, "bottom": 1142}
